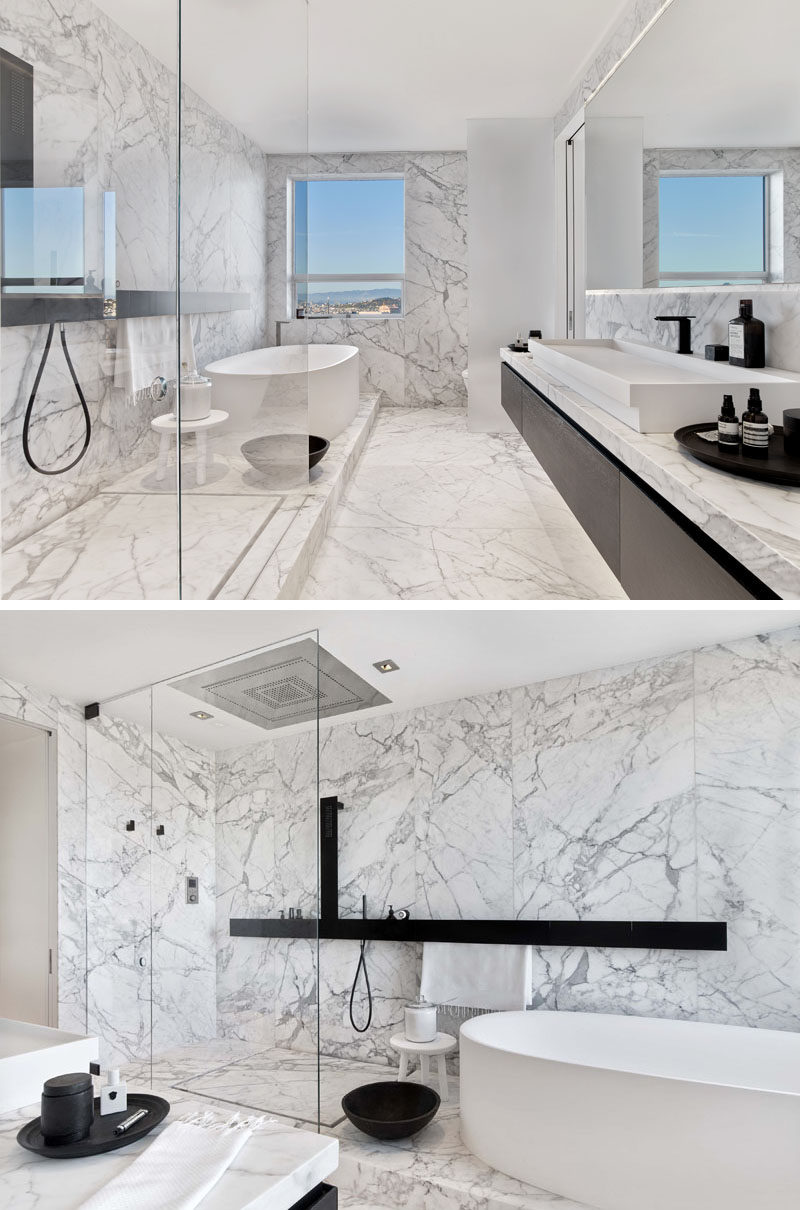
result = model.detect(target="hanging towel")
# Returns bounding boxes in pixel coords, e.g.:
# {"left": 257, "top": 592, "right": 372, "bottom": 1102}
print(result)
{"left": 114, "top": 315, "right": 196, "bottom": 399}
{"left": 421, "top": 943, "right": 532, "bottom": 1012}
{"left": 78, "top": 1110, "right": 263, "bottom": 1210}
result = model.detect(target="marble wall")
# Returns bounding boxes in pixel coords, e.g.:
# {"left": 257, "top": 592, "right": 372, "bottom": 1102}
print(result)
{"left": 0, "top": 0, "right": 267, "bottom": 552}
{"left": 585, "top": 285, "right": 800, "bottom": 373}
{"left": 266, "top": 153, "right": 467, "bottom": 408}
{"left": 85, "top": 713, "right": 217, "bottom": 1066}
{"left": 642, "top": 147, "right": 800, "bottom": 286}
{"left": 553, "top": 0, "right": 673, "bottom": 134}
{"left": 216, "top": 625, "right": 800, "bottom": 1068}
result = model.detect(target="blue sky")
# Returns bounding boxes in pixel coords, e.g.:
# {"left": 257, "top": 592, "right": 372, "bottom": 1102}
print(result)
{"left": 295, "top": 178, "right": 404, "bottom": 277}
{"left": 659, "top": 175, "right": 765, "bottom": 275}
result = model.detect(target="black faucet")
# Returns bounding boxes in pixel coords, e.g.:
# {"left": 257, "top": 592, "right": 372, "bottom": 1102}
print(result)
{"left": 654, "top": 315, "right": 695, "bottom": 355}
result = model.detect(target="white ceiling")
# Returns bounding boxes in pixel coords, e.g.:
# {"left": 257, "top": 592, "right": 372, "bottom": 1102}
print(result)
{"left": 589, "top": 0, "right": 800, "bottom": 147}
{"left": 0, "top": 607, "right": 798, "bottom": 750}
{"left": 92, "top": 0, "right": 632, "bottom": 152}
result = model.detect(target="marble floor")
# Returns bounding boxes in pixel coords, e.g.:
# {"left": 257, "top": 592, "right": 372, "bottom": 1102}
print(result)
{"left": 118, "top": 1040, "right": 595, "bottom": 1210}
{"left": 1, "top": 397, "right": 377, "bottom": 600}
{"left": 299, "top": 406, "right": 627, "bottom": 600}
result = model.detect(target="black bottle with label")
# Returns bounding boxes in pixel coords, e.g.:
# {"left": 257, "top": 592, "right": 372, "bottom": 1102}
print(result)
{"left": 728, "top": 299, "right": 765, "bottom": 368}
{"left": 741, "top": 388, "right": 769, "bottom": 458}
{"left": 717, "top": 395, "right": 739, "bottom": 449}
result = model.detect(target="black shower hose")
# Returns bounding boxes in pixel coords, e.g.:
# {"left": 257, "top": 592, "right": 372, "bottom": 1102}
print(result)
{"left": 348, "top": 936, "right": 373, "bottom": 1033}
{"left": 22, "top": 322, "right": 92, "bottom": 475}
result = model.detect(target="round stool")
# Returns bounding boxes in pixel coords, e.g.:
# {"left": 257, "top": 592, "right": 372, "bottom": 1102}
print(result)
{"left": 151, "top": 409, "right": 228, "bottom": 487}
{"left": 389, "top": 1032, "right": 457, "bottom": 1102}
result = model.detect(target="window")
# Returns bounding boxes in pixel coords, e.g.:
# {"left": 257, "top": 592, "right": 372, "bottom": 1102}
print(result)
{"left": 658, "top": 174, "right": 768, "bottom": 286}
{"left": 292, "top": 177, "right": 404, "bottom": 317}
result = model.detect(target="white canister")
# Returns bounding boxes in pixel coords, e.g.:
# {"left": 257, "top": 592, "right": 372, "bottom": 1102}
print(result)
{"left": 404, "top": 1000, "right": 437, "bottom": 1043}
{"left": 175, "top": 371, "right": 212, "bottom": 421}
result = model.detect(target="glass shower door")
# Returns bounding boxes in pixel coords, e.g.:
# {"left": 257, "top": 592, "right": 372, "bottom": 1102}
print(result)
{"left": 85, "top": 628, "right": 322, "bottom": 1127}
{"left": 0, "top": 0, "right": 181, "bottom": 599}
{"left": 177, "top": 0, "right": 311, "bottom": 599}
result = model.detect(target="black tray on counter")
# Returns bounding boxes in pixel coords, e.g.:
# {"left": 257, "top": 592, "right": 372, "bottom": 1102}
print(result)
{"left": 674, "top": 423, "right": 800, "bottom": 486}
{"left": 17, "top": 1093, "right": 169, "bottom": 1159}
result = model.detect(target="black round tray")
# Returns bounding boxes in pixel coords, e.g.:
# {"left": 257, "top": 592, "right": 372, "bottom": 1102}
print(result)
{"left": 17, "top": 1093, "right": 169, "bottom": 1159}
{"left": 674, "top": 423, "right": 800, "bottom": 486}
{"left": 508, "top": 344, "right": 529, "bottom": 354}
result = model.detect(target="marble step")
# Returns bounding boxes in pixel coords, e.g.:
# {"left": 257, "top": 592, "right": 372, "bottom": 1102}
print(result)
{"left": 332, "top": 1118, "right": 588, "bottom": 1210}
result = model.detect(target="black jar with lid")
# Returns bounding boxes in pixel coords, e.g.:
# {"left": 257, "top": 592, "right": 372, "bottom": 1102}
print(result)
{"left": 40, "top": 1073, "right": 95, "bottom": 1145}
{"left": 783, "top": 408, "right": 800, "bottom": 459}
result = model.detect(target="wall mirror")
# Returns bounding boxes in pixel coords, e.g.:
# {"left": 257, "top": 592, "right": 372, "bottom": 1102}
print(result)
{"left": 583, "top": 0, "right": 800, "bottom": 292}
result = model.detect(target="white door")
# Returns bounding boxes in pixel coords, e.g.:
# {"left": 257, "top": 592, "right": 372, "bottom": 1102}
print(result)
{"left": 0, "top": 717, "right": 56, "bottom": 1026}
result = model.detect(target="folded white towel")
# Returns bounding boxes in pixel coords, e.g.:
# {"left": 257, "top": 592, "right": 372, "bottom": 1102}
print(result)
{"left": 114, "top": 315, "right": 196, "bottom": 398}
{"left": 421, "top": 943, "right": 532, "bottom": 1012}
{"left": 78, "top": 1110, "right": 262, "bottom": 1210}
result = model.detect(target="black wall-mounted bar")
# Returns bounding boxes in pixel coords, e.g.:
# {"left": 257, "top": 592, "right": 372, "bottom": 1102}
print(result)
{"left": 229, "top": 796, "right": 728, "bottom": 952}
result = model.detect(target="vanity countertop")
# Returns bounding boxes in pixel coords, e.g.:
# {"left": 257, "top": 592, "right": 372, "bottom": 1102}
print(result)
{"left": 0, "top": 1093, "right": 338, "bottom": 1210}
{"left": 502, "top": 348, "right": 800, "bottom": 598}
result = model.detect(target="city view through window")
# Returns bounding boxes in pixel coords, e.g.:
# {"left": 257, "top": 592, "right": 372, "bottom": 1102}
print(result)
{"left": 293, "top": 177, "right": 404, "bottom": 315}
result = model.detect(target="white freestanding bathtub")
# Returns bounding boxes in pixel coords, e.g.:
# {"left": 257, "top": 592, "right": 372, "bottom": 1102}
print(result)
{"left": 205, "top": 344, "right": 360, "bottom": 442}
{"left": 460, "top": 1010, "right": 800, "bottom": 1210}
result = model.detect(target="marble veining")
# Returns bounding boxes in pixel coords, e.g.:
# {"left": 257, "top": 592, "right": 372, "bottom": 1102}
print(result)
{"left": 504, "top": 347, "right": 800, "bottom": 598}
{"left": 1, "top": 0, "right": 268, "bottom": 564}
{"left": 299, "top": 406, "right": 627, "bottom": 600}
{"left": 266, "top": 152, "right": 467, "bottom": 410}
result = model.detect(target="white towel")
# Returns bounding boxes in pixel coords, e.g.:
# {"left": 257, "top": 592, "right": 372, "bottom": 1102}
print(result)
{"left": 78, "top": 1111, "right": 262, "bottom": 1210}
{"left": 421, "top": 943, "right": 532, "bottom": 1012}
{"left": 114, "top": 315, "right": 196, "bottom": 398}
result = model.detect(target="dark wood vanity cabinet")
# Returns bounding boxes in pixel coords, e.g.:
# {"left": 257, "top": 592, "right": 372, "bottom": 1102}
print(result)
{"left": 516, "top": 374, "right": 621, "bottom": 576}
{"left": 290, "top": 1183, "right": 337, "bottom": 1210}
{"left": 500, "top": 362, "right": 773, "bottom": 600}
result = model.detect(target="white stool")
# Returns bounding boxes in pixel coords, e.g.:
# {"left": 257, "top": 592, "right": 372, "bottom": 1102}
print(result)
{"left": 151, "top": 409, "right": 228, "bottom": 487}
{"left": 389, "top": 1032, "right": 457, "bottom": 1102}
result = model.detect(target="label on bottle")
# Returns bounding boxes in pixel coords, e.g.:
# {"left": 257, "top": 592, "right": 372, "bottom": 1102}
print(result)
{"left": 742, "top": 420, "right": 769, "bottom": 447}
{"left": 729, "top": 324, "right": 745, "bottom": 359}
{"left": 718, "top": 420, "right": 740, "bottom": 443}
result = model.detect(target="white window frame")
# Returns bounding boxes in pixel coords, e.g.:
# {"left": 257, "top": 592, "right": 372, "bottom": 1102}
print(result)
{"left": 289, "top": 173, "right": 405, "bottom": 318}
{"left": 657, "top": 170, "right": 770, "bottom": 285}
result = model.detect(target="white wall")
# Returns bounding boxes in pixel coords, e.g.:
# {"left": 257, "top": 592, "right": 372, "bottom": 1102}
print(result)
{"left": 585, "top": 117, "right": 644, "bottom": 290}
{"left": 467, "top": 118, "right": 555, "bottom": 432}
{"left": 0, "top": 726, "right": 52, "bottom": 1026}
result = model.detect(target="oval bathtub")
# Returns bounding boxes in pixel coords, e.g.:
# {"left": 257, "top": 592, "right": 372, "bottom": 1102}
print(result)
{"left": 204, "top": 344, "right": 360, "bottom": 442}
{"left": 460, "top": 1010, "right": 800, "bottom": 1210}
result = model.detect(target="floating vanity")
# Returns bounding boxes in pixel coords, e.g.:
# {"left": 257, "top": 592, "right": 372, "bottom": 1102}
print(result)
{"left": 501, "top": 349, "right": 800, "bottom": 600}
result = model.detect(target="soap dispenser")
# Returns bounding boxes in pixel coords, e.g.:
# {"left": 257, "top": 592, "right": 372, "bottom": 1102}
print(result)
{"left": 729, "top": 299, "right": 765, "bottom": 368}
{"left": 741, "top": 388, "right": 769, "bottom": 458}
{"left": 100, "top": 1069, "right": 128, "bottom": 1116}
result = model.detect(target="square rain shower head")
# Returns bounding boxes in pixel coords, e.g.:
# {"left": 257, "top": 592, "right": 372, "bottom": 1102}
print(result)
{"left": 169, "top": 638, "right": 390, "bottom": 730}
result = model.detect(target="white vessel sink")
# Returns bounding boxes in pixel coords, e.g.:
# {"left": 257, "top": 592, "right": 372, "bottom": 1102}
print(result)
{"left": 523, "top": 339, "right": 800, "bottom": 432}
{"left": 0, "top": 1018, "right": 99, "bottom": 1112}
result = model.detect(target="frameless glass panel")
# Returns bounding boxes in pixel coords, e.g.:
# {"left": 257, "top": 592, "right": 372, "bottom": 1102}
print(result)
{"left": 659, "top": 175, "right": 767, "bottom": 283}
{"left": 0, "top": 4, "right": 180, "bottom": 600}
{"left": 177, "top": 0, "right": 310, "bottom": 599}
{"left": 85, "top": 688, "right": 155, "bottom": 1079}
{"left": 86, "top": 631, "right": 322, "bottom": 1124}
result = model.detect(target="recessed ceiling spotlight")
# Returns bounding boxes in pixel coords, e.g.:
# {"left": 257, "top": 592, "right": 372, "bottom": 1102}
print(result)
{"left": 190, "top": 710, "right": 214, "bottom": 720}
{"left": 373, "top": 659, "right": 399, "bottom": 673}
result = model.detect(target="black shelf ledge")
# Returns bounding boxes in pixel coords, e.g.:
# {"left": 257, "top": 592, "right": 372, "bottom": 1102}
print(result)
{"left": 230, "top": 917, "right": 726, "bottom": 951}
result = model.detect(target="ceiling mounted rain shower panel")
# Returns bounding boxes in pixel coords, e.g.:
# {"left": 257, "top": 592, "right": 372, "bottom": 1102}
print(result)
{"left": 170, "top": 638, "right": 390, "bottom": 730}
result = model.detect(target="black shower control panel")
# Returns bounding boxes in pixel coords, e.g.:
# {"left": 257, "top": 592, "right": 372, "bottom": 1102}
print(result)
{"left": 186, "top": 876, "right": 199, "bottom": 905}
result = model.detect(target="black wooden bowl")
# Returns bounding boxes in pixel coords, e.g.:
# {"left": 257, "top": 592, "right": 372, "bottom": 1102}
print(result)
{"left": 309, "top": 435, "right": 330, "bottom": 469}
{"left": 341, "top": 1081, "right": 440, "bottom": 1140}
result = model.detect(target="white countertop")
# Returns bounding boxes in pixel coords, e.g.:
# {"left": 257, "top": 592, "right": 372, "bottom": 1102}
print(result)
{"left": 502, "top": 349, "right": 800, "bottom": 598}
{"left": 0, "top": 1094, "right": 338, "bottom": 1210}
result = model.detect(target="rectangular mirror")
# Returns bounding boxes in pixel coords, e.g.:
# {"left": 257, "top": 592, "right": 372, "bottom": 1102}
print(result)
{"left": 584, "top": 0, "right": 800, "bottom": 291}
